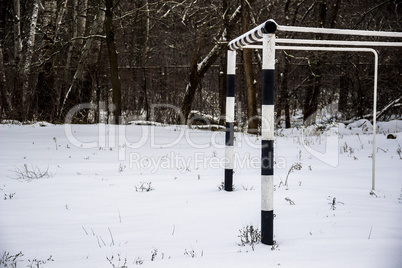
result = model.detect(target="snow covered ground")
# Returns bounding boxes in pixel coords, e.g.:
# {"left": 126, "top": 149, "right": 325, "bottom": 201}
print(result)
{"left": 0, "top": 121, "right": 401, "bottom": 267}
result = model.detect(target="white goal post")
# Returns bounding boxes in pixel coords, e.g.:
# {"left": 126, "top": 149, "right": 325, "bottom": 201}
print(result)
{"left": 225, "top": 19, "right": 402, "bottom": 246}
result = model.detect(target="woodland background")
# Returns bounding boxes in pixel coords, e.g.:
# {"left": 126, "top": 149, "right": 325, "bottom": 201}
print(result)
{"left": 0, "top": 0, "right": 401, "bottom": 130}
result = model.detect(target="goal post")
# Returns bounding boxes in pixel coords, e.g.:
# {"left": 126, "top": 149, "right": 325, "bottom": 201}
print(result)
{"left": 224, "top": 49, "right": 236, "bottom": 191}
{"left": 225, "top": 19, "right": 402, "bottom": 246}
{"left": 260, "top": 23, "right": 277, "bottom": 246}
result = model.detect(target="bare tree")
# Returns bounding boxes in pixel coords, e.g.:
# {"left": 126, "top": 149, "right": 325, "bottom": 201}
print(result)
{"left": 6, "top": 0, "right": 23, "bottom": 119}
{"left": 241, "top": 0, "right": 258, "bottom": 134}
{"left": 180, "top": 4, "right": 241, "bottom": 124}
{"left": 55, "top": 0, "right": 69, "bottom": 38}
{"left": 105, "top": 0, "right": 122, "bottom": 124}
{"left": 134, "top": 0, "right": 150, "bottom": 120}
{"left": 302, "top": 0, "right": 341, "bottom": 124}
{"left": 21, "top": 0, "right": 39, "bottom": 121}
{"left": 13, "top": 0, "right": 22, "bottom": 66}
{"left": 0, "top": 43, "right": 9, "bottom": 118}
{"left": 1, "top": 0, "right": 400, "bottom": 123}
{"left": 33, "top": 0, "right": 58, "bottom": 121}
{"left": 60, "top": 8, "right": 105, "bottom": 117}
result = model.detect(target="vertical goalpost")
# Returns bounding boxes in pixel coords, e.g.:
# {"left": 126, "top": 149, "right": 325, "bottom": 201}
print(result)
{"left": 225, "top": 50, "right": 236, "bottom": 191}
{"left": 225, "top": 19, "right": 402, "bottom": 245}
{"left": 260, "top": 23, "right": 276, "bottom": 245}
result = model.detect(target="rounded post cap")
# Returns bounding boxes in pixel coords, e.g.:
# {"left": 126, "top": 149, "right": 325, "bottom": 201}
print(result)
{"left": 263, "top": 19, "right": 277, "bottom": 34}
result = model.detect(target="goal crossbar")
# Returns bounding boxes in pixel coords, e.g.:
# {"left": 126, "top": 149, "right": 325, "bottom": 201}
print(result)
{"left": 229, "top": 19, "right": 402, "bottom": 50}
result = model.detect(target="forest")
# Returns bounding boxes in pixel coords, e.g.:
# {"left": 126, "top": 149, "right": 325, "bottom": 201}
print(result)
{"left": 0, "top": 0, "right": 401, "bottom": 130}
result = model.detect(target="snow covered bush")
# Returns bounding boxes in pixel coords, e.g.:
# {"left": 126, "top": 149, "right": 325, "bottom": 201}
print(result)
{"left": 106, "top": 254, "right": 127, "bottom": 268}
{"left": 285, "top": 197, "right": 296, "bottom": 205}
{"left": 279, "top": 162, "right": 302, "bottom": 188}
{"left": 238, "top": 225, "right": 261, "bottom": 251}
{"left": 4, "top": 192, "right": 15, "bottom": 200}
{"left": 27, "top": 256, "right": 54, "bottom": 268}
{"left": 0, "top": 251, "right": 24, "bottom": 267}
{"left": 183, "top": 249, "right": 196, "bottom": 258}
{"left": 11, "top": 164, "right": 52, "bottom": 182}
{"left": 134, "top": 182, "right": 154, "bottom": 192}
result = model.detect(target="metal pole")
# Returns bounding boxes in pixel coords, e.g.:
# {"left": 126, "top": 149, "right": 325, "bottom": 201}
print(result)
{"left": 276, "top": 22, "right": 402, "bottom": 38}
{"left": 261, "top": 21, "right": 276, "bottom": 245}
{"left": 275, "top": 38, "right": 402, "bottom": 47}
{"left": 372, "top": 52, "right": 378, "bottom": 191}
{"left": 229, "top": 19, "right": 277, "bottom": 50}
{"left": 228, "top": 19, "right": 402, "bottom": 51}
{"left": 225, "top": 49, "right": 236, "bottom": 191}
{"left": 245, "top": 44, "right": 380, "bottom": 192}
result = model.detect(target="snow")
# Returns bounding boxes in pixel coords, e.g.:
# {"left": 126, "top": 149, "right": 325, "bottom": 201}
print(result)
{"left": 346, "top": 119, "right": 373, "bottom": 134}
{"left": 376, "top": 120, "right": 402, "bottom": 134}
{"left": 0, "top": 122, "right": 401, "bottom": 267}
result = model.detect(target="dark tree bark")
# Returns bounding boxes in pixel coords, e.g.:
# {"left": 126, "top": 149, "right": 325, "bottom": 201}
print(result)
{"left": 303, "top": 56, "right": 322, "bottom": 124}
{"left": 36, "top": 62, "right": 55, "bottom": 121}
{"left": 135, "top": 0, "right": 150, "bottom": 120}
{"left": 21, "top": 0, "right": 39, "bottom": 121}
{"left": 105, "top": 0, "right": 121, "bottom": 124}
{"left": 180, "top": 5, "right": 241, "bottom": 124}
{"left": 181, "top": 39, "right": 203, "bottom": 124}
{"left": 241, "top": 0, "right": 258, "bottom": 134}
{"left": 338, "top": 69, "right": 349, "bottom": 117}
{"left": 280, "top": 54, "right": 291, "bottom": 128}
{"left": 34, "top": 0, "right": 57, "bottom": 122}
{"left": 219, "top": 58, "right": 227, "bottom": 125}
{"left": 219, "top": 0, "right": 230, "bottom": 126}
{"left": 0, "top": 44, "right": 9, "bottom": 119}
{"left": 350, "top": 57, "right": 365, "bottom": 118}
{"left": 180, "top": 37, "right": 230, "bottom": 125}
{"left": 11, "top": 0, "right": 23, "bottom": 120}
{"left": 302, "top": 0, "right": 341, "bottom": 125}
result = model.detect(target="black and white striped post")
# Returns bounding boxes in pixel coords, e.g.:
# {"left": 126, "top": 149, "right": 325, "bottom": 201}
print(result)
{"left": 261, "top": 21, "right": 276, "bottom": 245}
{"left": 226, "top": 20, "right": 276, "bottom": 192}
{"left": 224, "top": 49, "right": 236, "bottom": 191}
{"left": 227, "top": 19, "right": 277, "bottom": 245}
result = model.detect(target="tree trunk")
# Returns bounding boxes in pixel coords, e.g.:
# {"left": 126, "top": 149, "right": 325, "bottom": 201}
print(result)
{"left": 0, "top": 44, "right": 10, "bottom": 118}
{"left": 11, "top": 0, "right": 23, "bottom": 120}
{"left": 219, "top": 0, "right": 230, "bottom": 126}
{"left": 181, "top": 40, "right": 202, "bottom": 124}
{"left": 219, "top": 56, "right": 226, "bottom": 125}
{"left": 143, "top": 0, "right": 150, "bottom": 120}
{"left": 303, "top": 56, "right": 322, "bottom": 125}
{"left": 13, "top": 0, "right": 22, "bottom": 65}
{"left": 77, "top": 0, "right": 88, "bottom": 46}
{"left": 105, "top": 0, "right": 122, "bottom": 124}
{"left": 59, "top": 0, "right": 88, "bottom": 117}
{"left": 281, "top": 55, "right": 291, "bottom": 128}
{"left": 339, "top": 69, "right": 349, "bottom": 118}
{"left": 54, "top": 0, "right": 69, "bottom": 38}
{"left": 376, "top": 96, "right": 401, "bottom": 120}
{"left": 353, "top": 62, "right": 364, "bottom": 118}
{"left": 136, "top": 0, "right": 150, "bottom": 120}
{"left": 180, "top": 6, "right": 241, "bottom": 124}
{"left": 21, "top": 0, "right": 39, "bottom": 122}
{"left": 330, "top": 0, "right": 342, "bottom": 28}
{"left": 241, "top": 0, "right": 258, "bottom": 134}
{"left": 60, "top": 9, "right": 104, "bottom": 117}
{"left": 303, "top": 0, "right": 328, "bottom": 125}
{"left": 34, "top": 0, "right": 57, "bottom": 122}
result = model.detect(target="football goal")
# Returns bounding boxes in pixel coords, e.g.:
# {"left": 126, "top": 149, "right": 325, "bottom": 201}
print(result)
{"left": 225, "top": 19, "right": 402, "bottom": 245}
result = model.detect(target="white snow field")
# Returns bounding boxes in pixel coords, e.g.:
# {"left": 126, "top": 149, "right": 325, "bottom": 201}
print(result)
{"left": 0, "top": 121, "right": 401, "bottom": 267}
